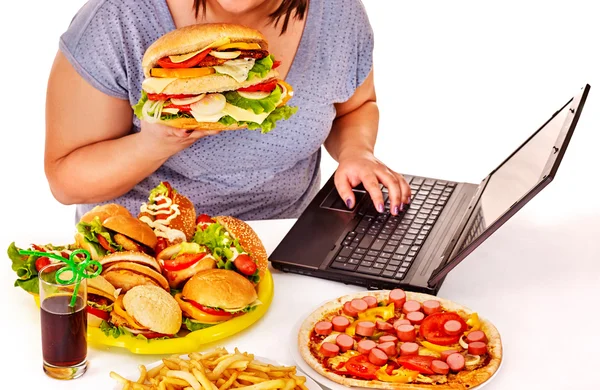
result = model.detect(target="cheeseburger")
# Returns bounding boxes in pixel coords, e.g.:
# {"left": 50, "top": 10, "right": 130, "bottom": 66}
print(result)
{"left": 86, "top": 275, "right": 119, "bottom": 327}
{"left": 175, "top": 269, "right": 261, "bottom": 331}
{"left": 99, "top": 251, "right": 169, "bottom": 293}
{"left": 133, "top": 23, "right": 297, "bottom": 132}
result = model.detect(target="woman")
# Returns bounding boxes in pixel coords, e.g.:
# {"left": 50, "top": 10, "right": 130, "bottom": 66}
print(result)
{"left": 45, "top": 0, "right": 411, "bottom": 221}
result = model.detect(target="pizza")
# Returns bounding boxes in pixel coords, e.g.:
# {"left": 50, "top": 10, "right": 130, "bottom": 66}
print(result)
{"left": 298, "top": 289, "right": 502, "bottom": 389}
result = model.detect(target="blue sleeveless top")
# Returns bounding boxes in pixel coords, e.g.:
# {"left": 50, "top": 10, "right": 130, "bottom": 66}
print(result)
{"left": 60, "top": 0, "right": 373, "bottom": 221}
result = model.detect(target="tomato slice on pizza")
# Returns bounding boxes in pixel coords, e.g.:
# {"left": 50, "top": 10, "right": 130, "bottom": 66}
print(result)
{"left": 298, "top": 289, "right": 502, "bottom": 389}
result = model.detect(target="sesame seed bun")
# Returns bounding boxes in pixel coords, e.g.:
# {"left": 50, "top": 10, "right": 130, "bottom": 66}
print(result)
{"left": 213, "top": 216, "right": 268, "bottom": 282}
{"left": 142, "top": 23, "right": 268, "bottom": 77}
{"left": 182, "top": 269, "right": 258, "bottom": 310}
{"left": 123, "top": 285, "right": 182, "bottom": 335}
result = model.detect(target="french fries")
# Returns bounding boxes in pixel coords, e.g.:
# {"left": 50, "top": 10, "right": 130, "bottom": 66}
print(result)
{"left": 109, "top": 348, "right": 309, "bottom": 390}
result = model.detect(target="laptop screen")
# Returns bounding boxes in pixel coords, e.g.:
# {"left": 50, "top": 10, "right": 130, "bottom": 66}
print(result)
{"left": 429, "top": 85, "right": 589, "bottom": 286}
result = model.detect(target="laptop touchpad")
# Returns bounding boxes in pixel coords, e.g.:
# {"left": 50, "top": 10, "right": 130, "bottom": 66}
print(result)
{"left": 320, "top": 188, "right": 367, "bottom": 212}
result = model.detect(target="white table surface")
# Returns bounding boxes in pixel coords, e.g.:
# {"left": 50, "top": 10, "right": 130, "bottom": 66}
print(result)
{"left": 5, "top": 212, "right": 600, "bottom": 389}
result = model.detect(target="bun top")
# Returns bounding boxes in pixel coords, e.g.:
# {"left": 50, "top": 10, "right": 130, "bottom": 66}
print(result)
{"left": 123, "top": 285, "right": 182, "bottom": 335}
{"left": 103, "top": 214, "right": 158, "bottom": 249}
{"left": 214, "top": 216, "right": 268, "bottom": 282}
{"left": 169, "top": 193, "right": 197, "bottom": 242}
{"left": 87, "top": 275, "right": 118, "bottom": 301}
{"left": 183, "top": 269, "right": 258, "bottom": 309}
{"left": 142, "top": 23, "right": 268, "bottom": 76}
{"left": 80, "top": 204, "right": 131, "bottom": 224}
{"left": 99, "top": 251, "right": 162, "bottom": 273}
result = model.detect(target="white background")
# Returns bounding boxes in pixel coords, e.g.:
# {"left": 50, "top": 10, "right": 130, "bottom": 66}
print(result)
{"left": 1, "top": 0, "right": 599, "bottom": 388}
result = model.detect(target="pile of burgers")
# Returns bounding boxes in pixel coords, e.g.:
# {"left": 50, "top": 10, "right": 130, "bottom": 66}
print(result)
{"left": 8, "top": 182, "right": 267, "bottom": 339}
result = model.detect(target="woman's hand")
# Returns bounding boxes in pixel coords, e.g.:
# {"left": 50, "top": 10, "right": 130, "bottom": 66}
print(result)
{"left": 138, "top": 120, "right": 221, "bottom": 160}
{"left": 334, "top": 149, "right": 411, "bottom": 216}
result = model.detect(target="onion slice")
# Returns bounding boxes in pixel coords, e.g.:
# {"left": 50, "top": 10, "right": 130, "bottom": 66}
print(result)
{"left": 171, "top": 94, "right": 206, "bottom": 105}
{"left": 459, "top": 335, "right": 469, "bottom": 350}
{"left": 209, "top": 50, "right": 241, "bottom": 59}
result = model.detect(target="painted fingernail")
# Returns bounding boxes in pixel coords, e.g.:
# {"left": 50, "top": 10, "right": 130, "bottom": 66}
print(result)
{"left": 400, "top": 203, "right": 405, "bottom": 212}
{"left": 377, "top": 204, "right": 385, "bottom": 213}
{"left": 407, "top": 197, "right": 412, "bottom": 204}
{"left": 393, "top": 206, "right": 399, "bottom": 215}
{"left": 346, "top": 199, "right": 353, "bottom": 209}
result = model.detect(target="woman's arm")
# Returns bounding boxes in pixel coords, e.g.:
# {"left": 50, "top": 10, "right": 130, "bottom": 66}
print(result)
{"left": 44, "top": 52, "right": 215, "bottom": 205}
{"left": 324, "top": 69, "right": 411, "bottom": 215}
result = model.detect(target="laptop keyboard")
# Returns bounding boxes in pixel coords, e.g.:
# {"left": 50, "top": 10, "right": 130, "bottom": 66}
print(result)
{"left": 328, "top": 178, "right": 456, "bottom": 280}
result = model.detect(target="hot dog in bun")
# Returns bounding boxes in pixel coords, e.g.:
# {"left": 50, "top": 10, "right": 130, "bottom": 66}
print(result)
{"left": 132, "top": 23, "right": 297, "bottom": 133}
{"left": 175, "top": 269, "right": 261, "bottom": 331}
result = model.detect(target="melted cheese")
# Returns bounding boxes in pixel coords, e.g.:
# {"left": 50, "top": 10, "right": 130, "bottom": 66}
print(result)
{"left": 142, "top": 77, "right": 178, "bottom": 93}
{"left": 189, "top": 111, "right": 226, "bottom": 123}
{"left": 213, "top": 59, "right": 256, "bottom": 82}
{"left": 168, "top": 37, "right": 231, "bottom": 63}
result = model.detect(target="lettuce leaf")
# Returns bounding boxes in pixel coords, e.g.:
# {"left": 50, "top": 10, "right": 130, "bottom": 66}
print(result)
{"left": 99, "top": 321, "right": 173, "bottom": 341}
{"left": 76, "top": 217, "right": 121, "bottom": 253}
{"left": 224, "top": 86, "right": 281, "bottom": 115}
{"left": 88, "top": 301, "right": 113, "bottom": 312}
{"left": 219, "top": 105, "right": 298, "bottom": 134}
{"left": 133, "top": 91, "right": 148, "bottom": 120}
{"left": 247, "top": 55, "right": 274, "bottom": 80}
{"left": 183, "top": 318, "right": 217, "bottom": 332}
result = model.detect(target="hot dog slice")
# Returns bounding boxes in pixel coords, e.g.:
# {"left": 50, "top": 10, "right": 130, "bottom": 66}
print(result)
{"left": 377, "top": 341, "right": 397, "bottom": 357}
{"left": 402, "top": 300, "right": 422, "bottom": 314}
{"left": 320, "top": 342, "right": 340, "bottom": 357}
{"left": 389, "top": 289, "right": 406, "bottom": 309}
{"left": 443, "top": 319, "right": 462, "bottom": 336}
{"left": 393, "top": 319, "right": 411, "bottom": 329}
{"left": 431, "top": 359, "right": 450, "bottom": 375}
{"left": 396, "top": 324, "right": 416, "bottom": 342}
{"left": 423, "top": 300, "right": 441, "bottom": 315}
{"left": 406, "top": 311, "right": 425, "bottom": 325}
{"left": 376, "top": 320, "right": 394, "bottom": 331}
{"left": 447, "top": 352, "right": 466, "bottom": 371}
{"left": 336, "top": 334, "right": 355, "bottom": 352}
{"left": 368, "top": 348, "right": 389, "bottom": 366}
{"left": 466, "top": 330, "right": 488, "bottom": 344}
{"left": 350, "top": 298, "right": 368, "bottom": 313}
{"left": 441, "top": 349, "right": 459, "bottom": 361}
{"left": 362, "top": 296, "right": 378, "bottom": 309}
{"left": 357, "top": 339, "right": 377, "bottom": 354}
{"left": 355, "top": 321, "right": 376, "bottom": 337}
{"left": 468, "top": 341, "right": 488, "bottom": 355}
{"left": 343, "top": 301, "right": 359, "bottom": 317}
{"left": 399, "top": 342, "right": 419, "bottom": 356}
{"left": 379, "top": 335, "right": 398, "bottom": 343}
{"left": 332, "top": 315, "right": 351, "bottom": 332}
{"left": 315, "top": 321, "right": 333, "bottom": 336}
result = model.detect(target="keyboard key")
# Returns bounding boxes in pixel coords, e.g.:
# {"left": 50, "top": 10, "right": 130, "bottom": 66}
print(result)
{"left": 402, "top": 260, "right": 412, "bottom": 267}
{"left": 387, "top": 239, "right": 399, "bottom": 247}
{"left": 385, "top": 263, "right": 398, "bottom": 271}
{"left": 431, "top": 210, "right": 440, "bottom": 216}
{"left": 431, "top": 189, "right": 442, "bottom": 195}
{"left": 415, "top": 239, "right": 424, "bottom": 245}
{"left": 409, "top": 251, "right": 418, "bottom": 257}
{"left": 391, "top": 234, "right": 403, "bottom": 241}
{"left": 412, "top": 199, "right": 424, "bottom": 206}
{"left": 400, "top": 266, "right": 408, "bottom": 272}
{"left": 374, "top": 263, "right": 385, "bottom": 269}
{"left": 380, "top": 252, "right": 391, "bottom": 259}
{"left": 407, "top": 209, "right": 418, "bottom": 215}
{"left": 359, "top": 235, "right": 376, "bottom": 249}
{"left": 408, "top": 228, "right": 419, "bottom": 235}
{"left": 427, "top": 218, "right": 436, "bottom": 225}
{"left": 342, "top": 240, "right": 352, "bottom": 246}
{"left": 360, "top": 261, "right": 373, "bottom": 267}
{"left": 389, "top": 260, "right": 401, "bottom": 266}
{"left": 448, "top": 182, "right": 456, "bottom": 188}
{"left": 348, "top": 258, "right": 360, "bottom": 265}
{"left": 357, "top": 266, "right": 382, "bottom": 276}
{"left": 339, "top": 246, "right": 353, "bottom": 257}
{"left": 331, "top": 262, "right": 357, "bottom": 271}
{"left": 395, "top": 245, "right": 409, "bottom": 255}
{"left": 433, "top": 206, "right": 443, "bottom": 211}
{"left": 379, "top": 234, "right": 390, "bottom": 240}
{"left": 423, "top": 225, "right": 432, "bottom": 231}
{"left": 367, "top": 229, "right": 379, "bottom": 236}
{"left": 411, "top": 177, "right": 424, "bottom": 185}
{"left": 401, "top": 238, "right": 413, "bottom": 246}
{"left": 355, "top": 226, "right": 367, "bottom": 234}
{"left": 394, "top": 271, "right": 406, "bottom": 280}
{"left": 424, "top": 179, "right": 435, "bottom": 185}
{"left": 367, "top": 250, "right": 379, "bottom": 257}
{"left": 392, "top": 254, "right": 404, "bottom": 261}
{"left": 383, "top": 245, "right": 396, "bottom": 253}
{"left": 371, "top": 239, "right": 386, "bottom": 251}
{"left": 351, "top": 253, "right": 363, "bottom": 260}
{"left": 381, "top": 270, "right": 395, "bottom": 278}
{"left": 364, "top": 255, "right": 377, "bottom": 262}
{"left": 355, "top": 248, "right": 367, "bottom": 255}
{"left": 405, "top": 256, "right": 414, "bottom": 263}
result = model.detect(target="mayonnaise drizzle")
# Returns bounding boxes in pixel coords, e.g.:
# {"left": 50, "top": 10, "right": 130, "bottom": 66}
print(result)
{"left": 139, "top": 195, "right": 186, "bottom": 242}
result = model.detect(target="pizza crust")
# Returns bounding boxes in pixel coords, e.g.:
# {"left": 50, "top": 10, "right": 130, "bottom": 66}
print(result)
{"left": 298, "top": 291, "right": 502, "bottom": 390}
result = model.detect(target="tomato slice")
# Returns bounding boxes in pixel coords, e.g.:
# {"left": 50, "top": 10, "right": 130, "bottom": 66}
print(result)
{"left": 196, "top": 214, "right": 215, "bottom": 224}
{"left": 163, "top": 253, "right": 207, "bottom": 271}
{"left": 396, "top": 356, "right": 436, "bottom": 375}
{"left": 86, "top": 306, "right": 110, "bottom": 321}
{"left": 157, "top": 48, "right": 212, "bottom": 68}
{"left": 143, "top": 331, "right": 171, "bottom": 339}
{"left": 164, "top": 103, "right": 192, "bottom": 112}
{"left": 187, "top": 300, "right": 234, "bottom": 317}
{"left": 147, "top": 93, "right": 198, "bottom": 101}
{"left": 96, "top": 234, "right": 115, "bottom": 253}
{"left": 272, "top": 60, "right": 281, "bottom": 69}
{"left": 31, "top": 244, "right": 46, "bottom": 252}
{"left": 237, "top": 79, "right": 278, "bottom": 92}
{"left": 419, "top": 312, "right": 467, "bottom": 345}
{"left": 35, "top": 257, "right": 51, "bottom": 272}
{"left": 344, "top": 355, "right": 378, "bottom": 380}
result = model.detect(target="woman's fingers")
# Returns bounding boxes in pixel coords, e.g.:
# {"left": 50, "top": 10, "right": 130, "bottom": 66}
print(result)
{"left": 334, "top": 171, "right": 356, "bottom": 209}
{"left": 376, "top": 170, "right": 402, "bottom": 215}
{"left": 398, "top": 173, "right": 412, "bottom": 204}
{"left": 361, "top": 174, "right": 385, "bottom": 213}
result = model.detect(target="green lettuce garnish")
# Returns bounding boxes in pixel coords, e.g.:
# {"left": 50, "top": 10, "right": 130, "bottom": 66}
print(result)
{"left": 148, "top": 182, "right": 176, "bottom": 204}
{"left": 99, "top": 321, "right": 173, "bottom": 341}
{"left": 88, "top": 301, "right": 113, "bottom": 312}
{"left": 219, "top": 105, "right": 298, "bottom": 134}
{"left": 247, "top": 55, "right": 274, "bottom": 80}
{"left": 133, "top": 91, "right": 148, "bottom": 120}
{"left": 7, "top": 242, "right": 39, "bottom": 294}
{"left": 76, "top": 216, "right": 122, "bottom": 254}
{"left": 224, "top": 86, "right": 281, "bottom": 115}
{"left": 183, "top": 318, "right": 217, "bottom": 332}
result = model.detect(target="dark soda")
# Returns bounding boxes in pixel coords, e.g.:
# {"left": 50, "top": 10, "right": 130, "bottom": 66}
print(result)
{"left": 40, "top": 294, "right": 87, "bottom": 367}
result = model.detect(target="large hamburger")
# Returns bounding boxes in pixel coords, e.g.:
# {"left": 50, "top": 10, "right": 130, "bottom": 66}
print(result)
{"left": 99, "top": 251, "right": 169, "bottom": 293}
{"left": 175, "top": 269, "right": 261, "bottom": 331}
{"left": 86, "top": 275, "right": 119, "bottom": 327}
{"left": 109, "top": 285, "right": 182, "bottom": 338}
{"left": 133, "top": 23, "right": 297, "bottom": 133}
{"left": 75, "top": 204, "right": 158, "bottom": 260}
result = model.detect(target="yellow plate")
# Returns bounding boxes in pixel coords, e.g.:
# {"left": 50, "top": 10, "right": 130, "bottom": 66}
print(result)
{"left": 33, "top": 270, "right": 274, "bottom": 354}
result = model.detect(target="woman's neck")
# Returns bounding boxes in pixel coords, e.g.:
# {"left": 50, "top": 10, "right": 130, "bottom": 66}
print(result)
{"left": 200, "top": 0, "right": 281, "bottom": 29}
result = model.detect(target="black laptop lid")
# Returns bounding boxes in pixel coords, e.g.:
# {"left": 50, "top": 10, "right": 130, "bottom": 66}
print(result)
{"left": 428, "top": 85, "right": 590, "bottom": 286}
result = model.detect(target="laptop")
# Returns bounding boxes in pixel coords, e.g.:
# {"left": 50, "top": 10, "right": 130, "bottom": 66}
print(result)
{"left": 270, "top": 84, "right": 590, "bottom": 294}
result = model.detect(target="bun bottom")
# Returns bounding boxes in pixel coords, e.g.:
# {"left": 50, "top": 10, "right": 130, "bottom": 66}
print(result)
{"left": 162, "top": 117, "right": 248, "bottom": 131}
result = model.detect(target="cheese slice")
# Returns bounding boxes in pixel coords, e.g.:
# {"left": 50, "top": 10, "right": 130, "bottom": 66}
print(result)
{"left": 222, "top": 103, "right": 270, "bottom": 124}
{"left": 213, "top": 59, "right": 256, "bottom": 83}
{"left": 142, "top": 77, "right": 178, "bottom": 93}
{"left": 190, "top": 110, "right": 226, "bottom": 123}
{"left": 168, "top": 37, "right": 231, "bottom": 63}
{"left": 162, "top": 108, "right": 180, "bottom": 115}
{"left": 217, "top": 42, "right": 262, "bottom": 51}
